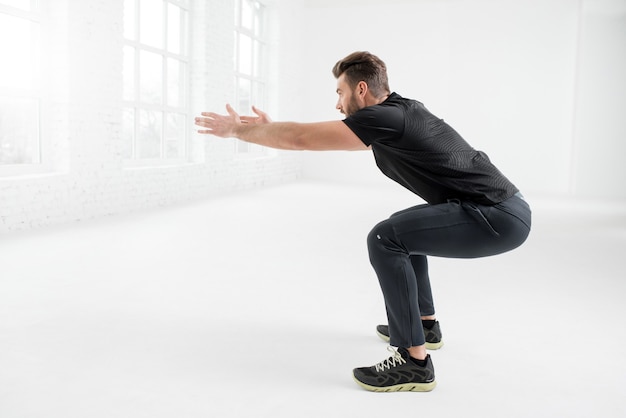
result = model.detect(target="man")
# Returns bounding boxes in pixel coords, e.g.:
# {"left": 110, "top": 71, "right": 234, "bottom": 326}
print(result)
{"left": 195, "top": 51, "right": 531, "bottom": 392}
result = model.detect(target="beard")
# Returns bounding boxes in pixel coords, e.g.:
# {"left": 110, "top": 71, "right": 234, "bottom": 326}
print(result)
{"left": 343, "top": 94, "right": 361, "bottom": 117}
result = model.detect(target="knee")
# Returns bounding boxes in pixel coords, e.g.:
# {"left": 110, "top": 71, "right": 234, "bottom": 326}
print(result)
{"left": 367, "top": 220, "right": 398, "bottom": 252}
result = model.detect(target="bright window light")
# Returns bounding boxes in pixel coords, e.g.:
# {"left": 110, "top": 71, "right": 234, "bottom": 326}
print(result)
{"left": 0, "top": 1, "right": 42, "bottom": 168}
{"left": 123, "top": 0, "right": 190, "bottom": 165}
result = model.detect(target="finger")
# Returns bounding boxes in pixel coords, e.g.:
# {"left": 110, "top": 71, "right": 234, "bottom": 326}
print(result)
{"left": 225, "top": 103, "right": 239, "bottom": 118}
{"left": 251, "top": 105, "right": 264, "bottom": 117}
{"left": 251, "top": 105, "right": 271, "bottom": 122}
{"left": 199, "top": 112, "right": 218, "bottom": 120}
{"left": 194, "top": 117, "right": 213, "bottom": 126}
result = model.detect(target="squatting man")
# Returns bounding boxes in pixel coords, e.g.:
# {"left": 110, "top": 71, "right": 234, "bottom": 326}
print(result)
{"left": 194, "top": 51, "right": 531, "bottom": 392}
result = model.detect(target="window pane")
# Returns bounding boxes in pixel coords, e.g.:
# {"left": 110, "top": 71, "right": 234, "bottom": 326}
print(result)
{"left": 254, "top": 2, "right": 264, "bottom": 37}
{"left": 122, "top": 107, "right": 135, "bottom": 159}
{"left": 138, "top": 109, "right": 162, "bottom": 159}
{"left": 238, "top": 34, "right": 252, "bottom": 75}
{"left": 253, "top": 40, "right": 264, "bottom": 78}
{"left": 167, "top": 58, "right": 186, "bottom": 108}
{"left": 253, "top": 81, "right": 265, "bottom": 108}
{"left": 140, "top": 50, "right": 163, "bottom": 104}
{"left": 237, "top": 77, "right": 251, "bottom": 114}
{"left": 179, "top": 9, "right": 188, "bottom": 55}
{"left": 241, "top": 0, "right": 253, "bottom": 29}
{"left": 0, "top": 13, "right": 40, "bottom": 90}
{"left": 167, "top": 3, "right": 180, "bottom": 54}
{"left": 165, "top": 113, "right": 184, "bottom": 159}
{"left": 0, "top": 97, "right": 40, "bottom": 164}
{"left": 123, "top": 0, "right": 136, "bottom": 40}
{"left": 123, "top": 46, "right": 135, "bottom": 101}
{"left": 140, "top": 0, "right": 163, "bottom": 48}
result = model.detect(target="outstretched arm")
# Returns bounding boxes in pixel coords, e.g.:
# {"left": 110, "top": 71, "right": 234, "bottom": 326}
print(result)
{"left": 194, "top": 104, "right": 369, "bottom": 151}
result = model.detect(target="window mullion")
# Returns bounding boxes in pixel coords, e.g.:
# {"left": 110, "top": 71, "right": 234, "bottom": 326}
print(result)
{"left": 234, "top": 0, "right": 267, "bottom": 157}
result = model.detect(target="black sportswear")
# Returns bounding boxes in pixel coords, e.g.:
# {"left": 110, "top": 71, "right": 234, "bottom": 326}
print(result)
{"left": 343, "top": 93, "right": 519, "bottom": 205}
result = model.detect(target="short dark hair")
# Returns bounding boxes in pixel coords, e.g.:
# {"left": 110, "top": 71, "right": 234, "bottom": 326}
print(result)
{"left": 332, "top": 51, "right": 390, "bottom": 97}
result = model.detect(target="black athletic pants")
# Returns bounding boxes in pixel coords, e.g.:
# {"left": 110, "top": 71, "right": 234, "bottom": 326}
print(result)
{"left": 367, "top": 193, "right": 531, "bottom": 348}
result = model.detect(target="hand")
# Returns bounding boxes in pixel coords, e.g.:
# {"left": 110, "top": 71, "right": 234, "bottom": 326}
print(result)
{"left": 195, "top": 104, "right": 241, "bottom": 138}
{"left": 240, "top": 105, "right": 272, "bottom": 125}
{"left": 195, "top": 105, "right": 272, "bottom": 138}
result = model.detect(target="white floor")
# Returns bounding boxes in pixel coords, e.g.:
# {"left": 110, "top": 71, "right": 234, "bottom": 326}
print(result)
{"left": 1, "top": 181, "right": 625, "bottom": 418}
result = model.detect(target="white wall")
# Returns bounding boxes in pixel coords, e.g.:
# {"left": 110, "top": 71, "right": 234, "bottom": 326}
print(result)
{"left": 2, "top": 0, "right": 623, "bottom": 233}
{"left": 282, "top": 0, "right": 626, "bottom": 199}
{"left": 0, "top": 0, "right": 301, "bottom": 233}
{"left": 571, "top": 0, "right": 626, "bottom": 197}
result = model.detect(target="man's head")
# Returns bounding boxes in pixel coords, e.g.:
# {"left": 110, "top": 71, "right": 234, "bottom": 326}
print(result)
{"left": 332, "top": 51, "right": 390, "bottom": 116}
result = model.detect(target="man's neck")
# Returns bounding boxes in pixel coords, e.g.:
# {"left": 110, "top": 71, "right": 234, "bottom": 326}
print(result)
{"left": 365, "top": 92, "right": 390, "bottom": 107}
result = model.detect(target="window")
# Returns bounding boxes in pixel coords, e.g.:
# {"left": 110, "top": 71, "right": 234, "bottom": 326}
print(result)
{"left": 0, "top": 0, "right": 42, "bottom": 173}
{"left": 123, "top": 0, "right": 190, "bottom": 165}
{"left": 234, "top": 0, "right": 267, "bottom": 156}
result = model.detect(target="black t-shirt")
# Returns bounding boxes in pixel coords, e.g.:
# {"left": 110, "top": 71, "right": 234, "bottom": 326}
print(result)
{"left": 343, "top": 92, "right": 519, "bottom": 205}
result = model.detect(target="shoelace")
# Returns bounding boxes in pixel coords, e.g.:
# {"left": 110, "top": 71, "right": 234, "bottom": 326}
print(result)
{"left": 374, "top": 346, "right": 406, "bottom": 372}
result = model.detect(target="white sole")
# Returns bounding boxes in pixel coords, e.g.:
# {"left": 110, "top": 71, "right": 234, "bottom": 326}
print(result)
{"left": 353, "top": 375, "right": 437, "bottom": 392}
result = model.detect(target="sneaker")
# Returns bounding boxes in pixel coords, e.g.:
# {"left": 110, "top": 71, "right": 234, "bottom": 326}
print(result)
{"left": 375, "top": 321, "right": 444, "bottom": 350}
{"left": 353, "top": 347, "right": 436, "bottom": 392}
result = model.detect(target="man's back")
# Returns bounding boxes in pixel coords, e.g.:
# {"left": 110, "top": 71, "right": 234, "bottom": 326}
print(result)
{"left": 343, "top": 93, "right": 519, "bottom": 205}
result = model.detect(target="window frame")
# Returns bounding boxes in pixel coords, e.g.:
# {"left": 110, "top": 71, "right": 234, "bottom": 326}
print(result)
{"left": 122, "top": 0, "right": 191, "bottom": 168}
{"left": 0, "top": 1, "right": 46, "bottom": 177}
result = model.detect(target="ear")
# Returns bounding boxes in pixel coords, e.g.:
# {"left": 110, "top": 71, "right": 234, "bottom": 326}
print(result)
{"left": 356, "top": 81, "right": 368, "bottom": 98}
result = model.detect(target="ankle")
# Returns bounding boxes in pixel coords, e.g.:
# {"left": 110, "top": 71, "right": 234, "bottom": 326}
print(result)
{"left": 407, "top": 345, "right": 427, "bottom": 361}
{"left": 421, "top": 319, "right": 437, "bottom": 329}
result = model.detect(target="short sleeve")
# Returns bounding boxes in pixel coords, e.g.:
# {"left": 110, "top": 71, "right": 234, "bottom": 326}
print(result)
{"left": 342, "top": 104, "right": 404, "bottom": 146}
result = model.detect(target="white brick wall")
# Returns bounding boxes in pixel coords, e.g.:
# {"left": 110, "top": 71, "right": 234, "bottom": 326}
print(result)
{"left": 0, "top": 0, "right": 301, "bottom": 233}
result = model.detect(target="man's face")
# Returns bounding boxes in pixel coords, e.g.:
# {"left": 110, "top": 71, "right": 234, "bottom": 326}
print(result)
{"left": 335, "top": 74, "right": 362, "bottom": 117}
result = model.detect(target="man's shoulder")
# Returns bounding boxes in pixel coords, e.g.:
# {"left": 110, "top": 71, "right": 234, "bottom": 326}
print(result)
{"left": 382, "top": 93, "right": 427, "bottom": 114}
{"left": 385, "top": 92, "right": 419, "bottom": 103}
{"left": 350, "top": 97, "right": 405, "bottom": 126}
